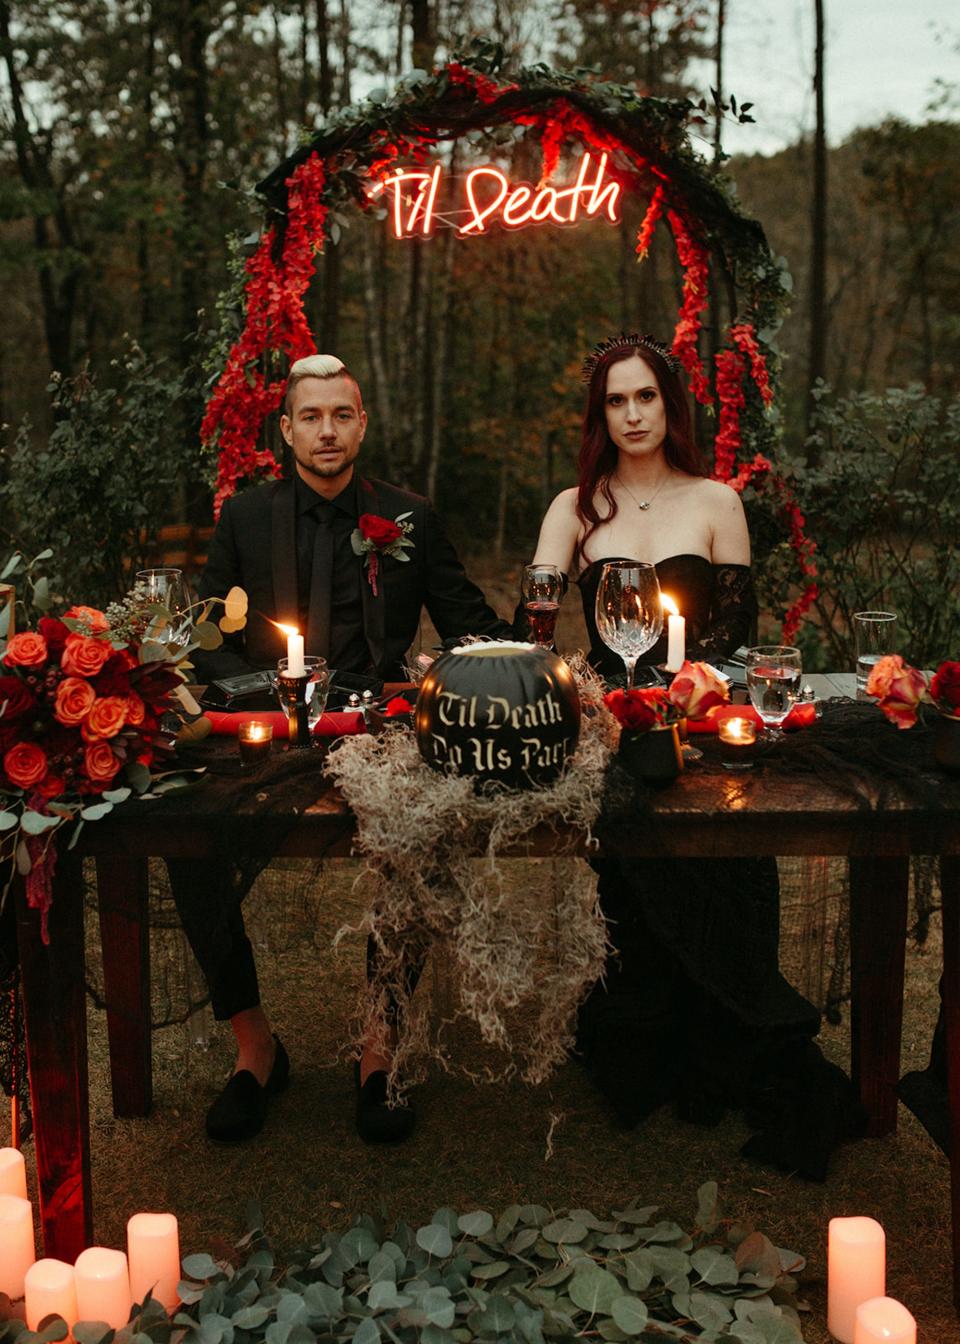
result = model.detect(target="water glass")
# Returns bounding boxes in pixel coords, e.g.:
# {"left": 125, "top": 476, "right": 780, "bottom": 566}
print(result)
{"left": 521, "top": 564, "right": 564, "bottom": 647}
{"left": 136, "top": 568, "right": 192, "bottom": 651}
{"left": 595, "top": 561, "right": 663, "bottom": 689}
{"left": 853, "top": 611, "right": 897, "bottom": 689}
{"left": 745, "top": 645, "right": 802, "bottom": 739}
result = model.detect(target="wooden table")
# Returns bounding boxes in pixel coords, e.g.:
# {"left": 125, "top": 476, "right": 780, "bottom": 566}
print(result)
{"left": 14, "top": 678, "right": 960, "bottom": 1302}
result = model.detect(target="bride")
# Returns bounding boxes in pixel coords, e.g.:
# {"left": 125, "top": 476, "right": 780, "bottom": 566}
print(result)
{"left": 526, "top": 333, "right": 862, "bottom": 1180}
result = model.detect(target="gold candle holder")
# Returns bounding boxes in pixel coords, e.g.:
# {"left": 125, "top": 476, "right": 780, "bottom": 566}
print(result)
{"left": 238, "top": 720, "right": 273, "bottom": 766}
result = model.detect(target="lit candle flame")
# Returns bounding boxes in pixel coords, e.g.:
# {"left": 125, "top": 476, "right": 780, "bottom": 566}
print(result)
{"left": 275, "top": 621, "right": 299, "bottom": 637}
{"left": 661, "top": 593, "right": 679, "bottom": 617}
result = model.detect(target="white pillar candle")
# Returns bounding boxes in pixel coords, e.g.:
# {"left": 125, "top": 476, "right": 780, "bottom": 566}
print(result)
{"left": 828, "top": 1217, "right": 886, "bottom": 1343}
{"left": 0, "top": 1193, "right": 35, "bottom": 1299}
{"left": 286, "top": 628, "right": 305, "bottom": 678}
{"left": 127, "top": 1212, "right": 181, "bottom": 1311}
{"left": 25, "top": 1258, "right": 78, "bottom": 1330}
{"left": 666, "top": 613, "right": 685, "bottom": 672}
{"left": 853, "top": 1297, "right": 916, "bottom": 1343}
{"left": 0, "top": 1149, "right": 27, "bottom": 1200}
{"left": 74, "top": 1247, "right": 131, "bottom": 1329}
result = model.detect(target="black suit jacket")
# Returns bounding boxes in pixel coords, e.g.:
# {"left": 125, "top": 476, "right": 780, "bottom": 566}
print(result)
{"left": 195, "top": 474, "right": 511, "bottom": 681}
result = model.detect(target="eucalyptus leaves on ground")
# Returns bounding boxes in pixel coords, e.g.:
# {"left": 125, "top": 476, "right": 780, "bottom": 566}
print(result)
{"left": 0, "top": 1187, "right": 808, "bottom": 1344}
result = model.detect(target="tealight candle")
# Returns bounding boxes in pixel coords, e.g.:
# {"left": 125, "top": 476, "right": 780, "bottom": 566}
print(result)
{"left": 0, "top": 1193, "right": 35, "bottom": 1299}
{"left": 853, "top": 1297, "right": 916, "bottom": 1344}
{"left": 828, "top": 1217, "right": 886, "bottom": 1344}
{"left": 25, "top": 1258, "right": 78, "bottom": 1330}
{"left": 238, "top": 720, "right": 273, "bottom": 766}
{"left": 718, "top": 715, "right": 758, "bottom": 767}
{"left": 74, "top": 1247, "right": 132, "bottom": 1329}
{"left": 0, "top": 1148, "right": 27, "bottom": 1200}
{"left": 127, "top": 1212, "right": 180, "bottom": 1312}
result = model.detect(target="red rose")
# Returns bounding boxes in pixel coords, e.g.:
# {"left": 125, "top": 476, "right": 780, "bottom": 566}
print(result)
{"left": 604, "top": 687, "right": 667, "bottom": 732}
{"left": 64, "top": 604, "right": 110, "bottom": 634}
{"left": 668, "top": 660, "right": 730, "bottom": 720}
{"left": 94, "top": 649, "right": 137, "bottom": 697}
{"left": 4, "top": 741, "right": 48, "bottom": 789}
{"left": 61, "top": 633, "right": 112, "bottom": 678}
{"left": 4, "top": 631, "right": 48, "bottom": 669}
{"left": 865, "top": 654, "right": 927, "bottom": 730}
{"left": 38, "top": 617, "right": 69, "bottom": 654}
{"left": 83, "top": 741, "right": 122, "bottom": 784}
{"left": 55, "top": 676, "right": 97, "bottom": 727}
{"left": 0, "top": 675, "right": 37, "bottom": 721}
{"left": 931, "top": 661, "right": 960, "bottom": 713}
{"left": 359, "top": 513, "right": 402, "bottom": 548}
{"left": 35, "top": 773, "right": 66, "bottom": 800}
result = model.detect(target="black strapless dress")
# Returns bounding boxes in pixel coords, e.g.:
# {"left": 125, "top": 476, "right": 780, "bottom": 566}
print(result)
{"left": 576, "top": 556, "right": 864, "bottom": 1179}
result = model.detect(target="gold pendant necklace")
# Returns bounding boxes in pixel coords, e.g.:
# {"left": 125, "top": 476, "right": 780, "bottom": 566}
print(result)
{"left": 617, "top": 471, "right": 671, "bottom": 511}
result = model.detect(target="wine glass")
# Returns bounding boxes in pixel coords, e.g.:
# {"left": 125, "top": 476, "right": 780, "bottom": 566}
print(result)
{"left": 275, "top": 655, "right": 330, "bottom": 731}
{"left": 595, "top": 561, "right": 663, "bottom": 689}
{"left": 746, "top": 645, "right": 802, "bottom": 740}
{"left": 136, "top": 568, "right": 192, "bottom": 651}
{"left": 521, "top": 564, "right": 564, "bottom": 648}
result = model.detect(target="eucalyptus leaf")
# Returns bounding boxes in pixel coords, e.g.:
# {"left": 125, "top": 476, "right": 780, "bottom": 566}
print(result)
{"left": 420, "top": 1287, "right": 455, "bottom": 1329}
{"left": 596, "top": 1320, "right": 628, "bottom": 1341}
{"left": 541, "top": 1219, "right": 588, "bottom": 1245}
{"left": 469, "top": 1261, "right": 510, "bottom": 1281}
{"left": 367, "top": 1283, "right": 408, "bottom": 1312}
{"left": 125, "top": 761, "right": 152, "bottom": 793}
{"left": 534, "top": 1264, "right": 573, "bottom": 1289}
{"left": 352, "top": 1318, "right": 379, "bottom": 1344}
{"left": 224, "top": 587, "right": 248, "bottom": 620}
{"left": 79, "top": 802, "right": 113, "bottom": 822}
{"left": 367, "top": 1250, "right": 397, "bottom": 1284}
{"left": 340, "top": 1226, "right": 379, "bottom": 1265}
{"left": 21, "top": 809, "right": 62, "bottom": 833}
{"left": 621, "top": 1249, "right": 654, "bottom": 1294}
{"left": 0, "top": 811, "right": 19, "bottom": 831}
{"left": 34, "top": 1319, "right": 70, "bottom": 1342}
{"left": 416, "top": 1225, "right": 453, "bottom": 1259}
{"left": 476, "top": 1295, "right": 514, "bottom": 1333}
{"left": 72, "top": 1324, "right": 114, "bottom": 1344}
{"left": 568, "top": 1267, "right": 621, "bottom": 1316}
{"left": 518, "top": 1205, "right": 549, "bottom": 1228}
{"left": 303, "top": 1281, "right": 342, "bottom": 1319}
{"left": 195, "top": 620, "right": 224, "bottom": 649}
{"left": 691, "top": 1248, "right": 739, "bottom": 1287}
{"left": 102, "top": 787, "right": 132, "bottom": 804}
{"left": 509, "top": 1228, "right": 540, "bottom": 1256}
{"left": 641, "top": 1221, "right": 685, "bottom": 1244}
{"left": 456, "top": 1211, "right": 493, "bottom": 1238}
{"left": 690, "top": 1290, "right": 733, "bottom": 1330}
{"left": 611, "top": 1206, "right": 659, "bottom": 1224}
{"left": 494, "top": 1206, "right": 520, "bottom": 1242}
{"left": 230, "top": 1307, "right": 270, "bottom": 1329}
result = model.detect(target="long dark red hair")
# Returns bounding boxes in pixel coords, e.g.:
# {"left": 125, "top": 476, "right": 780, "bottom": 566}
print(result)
{"left": 576, "top": 343, "right": 704, "bottom": 555}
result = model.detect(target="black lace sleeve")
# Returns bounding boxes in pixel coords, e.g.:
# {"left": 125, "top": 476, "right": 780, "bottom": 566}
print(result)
{"left": 687, "top": 564, "right": 757, "bottom": 662}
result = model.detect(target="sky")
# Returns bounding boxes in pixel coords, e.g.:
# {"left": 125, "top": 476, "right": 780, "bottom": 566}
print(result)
{"left": 687, "top": 0, "right": 960, "bottom": 158}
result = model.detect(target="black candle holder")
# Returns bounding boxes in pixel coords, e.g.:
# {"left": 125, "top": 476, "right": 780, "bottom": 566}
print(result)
{"left": 275, "top": 671, "right": 312, "bottom": 747}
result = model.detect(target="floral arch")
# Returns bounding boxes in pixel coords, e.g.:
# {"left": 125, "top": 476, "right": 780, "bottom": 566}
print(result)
{"left": 201, "top": 49, "right": 817, "bottom": 636}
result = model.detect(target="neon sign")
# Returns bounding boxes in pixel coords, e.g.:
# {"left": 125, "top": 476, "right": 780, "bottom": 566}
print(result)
{"left": 369, "top": 152, "right": 622, "bottom": 240}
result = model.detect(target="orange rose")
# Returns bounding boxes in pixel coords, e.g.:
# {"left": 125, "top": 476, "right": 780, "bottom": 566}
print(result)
{"left": 83, "top": 741, "right": 122, "bottom": 784}
{"left": 125, "top": 692, "right": 146, "bottom": 726}
{"left": 4, "top": 741, "right": 48, "bottom": 789}
{"left": 866, "top": 654, "right": 928, "bottom": 730}
{"left": 61, "top": 633, "right": 112, "bottom": 678}
{"left": 668, "top": 660, "right": 730, "bottom": 720}
{"left": 3, "top": 631, "right": 48, "bottom": 669}
{"left": 85, "top": 695, "right": 128, "bottom": 739}
{"left": 55, "top": 676, "right": 97, "bottom": 727}
{"left": 64, "top": 605, "right": 110, "bottom": 634}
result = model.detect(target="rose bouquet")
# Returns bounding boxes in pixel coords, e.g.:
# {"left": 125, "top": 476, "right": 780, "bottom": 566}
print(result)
{"left": 603, "top": 661, "right": 730, "bottom": 733}
{"left": 866, "top": 655, "right": 960, "bottom": 729}
{"left": 0, "top": 583, "right": 248, "bottom": 936}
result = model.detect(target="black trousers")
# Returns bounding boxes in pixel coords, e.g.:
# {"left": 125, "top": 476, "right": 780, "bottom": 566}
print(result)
{"left": 168, "top": 859, "right": 423, "bottom": 1023}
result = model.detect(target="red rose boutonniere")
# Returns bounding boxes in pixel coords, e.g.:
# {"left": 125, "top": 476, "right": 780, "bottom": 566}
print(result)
{"left": 351, "top": 512, "right": 414, "bottom": 596}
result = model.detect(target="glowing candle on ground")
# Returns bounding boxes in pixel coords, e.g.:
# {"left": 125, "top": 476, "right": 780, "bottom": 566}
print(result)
{"left": 0, "top": 1149, "right": 27, "bottom": 1200}
{"left": 74, "top": 1247, "right": 132, "bottom": 1329}
{"left": 853, "top": 1297, "right": 916, "bottom": 1344}
{"left": 25, "top": 1258, "right": 78, "bottom": 1330}
{"left": 661, "top": 594, "right": 685, "bottom": 672}
{"left": 127, "top": 1212, "right": 181, "bottom": 1312}
{"left": 828, "top": 1217, "right": 886, "bottom": 1344}
{"left": 0, "top": 1193, "right": 35, "bottom": 1299}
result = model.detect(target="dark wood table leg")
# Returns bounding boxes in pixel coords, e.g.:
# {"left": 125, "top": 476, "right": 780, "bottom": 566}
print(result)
{"left": 849, "top": 854, "right": 909, "bottom": 1137}
{"left": 15, "top": 846, "right": 92, "bottom": 1260}
{"left": 96, "top": 854, "right": 152, "bottom": 1117}
{"left": 940, "top": 855, "right": 960, "bottom": 1311}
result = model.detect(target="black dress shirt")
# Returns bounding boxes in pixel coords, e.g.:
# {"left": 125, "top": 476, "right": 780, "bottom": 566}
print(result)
{"left": 293, "top": 472, "right": 371, "bottom": 673}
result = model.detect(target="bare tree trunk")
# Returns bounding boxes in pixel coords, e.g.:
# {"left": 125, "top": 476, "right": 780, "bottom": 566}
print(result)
{"left": 362, "top": 231, "right": 394, "bottom": 474}
{"left": 315, "top": 0, "right": 332, "bottom": 112}
{"left": 806, "top": 0, "right": 828, "bottom": 455}
{"left": 0, "top": 0, "right": 81, "bottom": 376}
{"left": 410, "top": 0, "right": 432, "bottom": 71}
{"left": 712, "top": 0, "right": 725, "bottom": 165}
{"left": 337, "top": 0, "right": 351, "bottom": 103}
{"left": 173, "top": 0, "right": 210, "bottom": 365}
{"left": 272, "top": 4, "right": 288, "bottom": 145}
{"left": 706, "top": 0, "right": 726, "bottom": 423}
{"left": 426, "top": 162, "right": 458, "bottom": 502}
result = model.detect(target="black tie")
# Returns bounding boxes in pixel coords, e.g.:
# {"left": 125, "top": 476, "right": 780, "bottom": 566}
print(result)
{"left": 306, "top": 512, "right": 334, "bottom": 660}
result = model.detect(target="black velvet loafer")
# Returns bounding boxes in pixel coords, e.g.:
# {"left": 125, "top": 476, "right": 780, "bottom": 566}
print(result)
{"left": 354, "top": 1063, "right": 416, "bottom": 1144}
{"left": 206, "top": 1036, "right": 290, "bottom": 1143}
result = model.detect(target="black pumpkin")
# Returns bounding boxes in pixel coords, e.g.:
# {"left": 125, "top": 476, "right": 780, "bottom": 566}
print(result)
{"left": 415, "top": 642, "right": 581, "bottom": 790}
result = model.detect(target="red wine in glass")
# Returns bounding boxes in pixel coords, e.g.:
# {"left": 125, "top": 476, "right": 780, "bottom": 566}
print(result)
{"left": 525, "top": 600, "right": 560, "bottom": 646}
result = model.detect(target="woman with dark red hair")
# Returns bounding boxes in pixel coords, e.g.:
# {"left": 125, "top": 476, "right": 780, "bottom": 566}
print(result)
{"left": 527, "top": 334, "right": 862, "bottom": 1180}
{"left": 532, "top": 333, "right": 756, "bottom": 671}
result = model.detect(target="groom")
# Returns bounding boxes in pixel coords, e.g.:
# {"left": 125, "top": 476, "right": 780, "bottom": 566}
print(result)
{"left": 179, "top": 353, "right": 511, "bottom": 1144}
